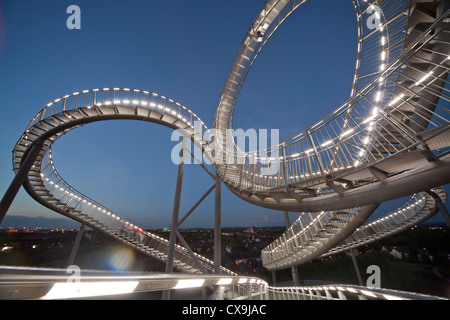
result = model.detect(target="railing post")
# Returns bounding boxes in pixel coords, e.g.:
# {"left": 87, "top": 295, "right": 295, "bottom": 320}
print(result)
{"left": 307, "top": 131, "right": 326, "bottom": 180}
{"left": 282, "top": 144, "right": 289, "bottom": 192}
{"left": 284, "top": 211, "right": 300, "bottom": 286}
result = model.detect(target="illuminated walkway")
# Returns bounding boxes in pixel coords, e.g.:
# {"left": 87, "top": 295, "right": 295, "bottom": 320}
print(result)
{"left": 0, "top": 0, "right": 449, "bottom": 300}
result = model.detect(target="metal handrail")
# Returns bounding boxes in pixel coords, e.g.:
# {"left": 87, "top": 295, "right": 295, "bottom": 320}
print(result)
{"left": 213, "top": 7, "right": 450, "bottom": 194}
{"left": 0, "top": 266, "right": 446, "bottom": 300}
{"left": 261, "top": 188, "right": 447, "bottom": 269}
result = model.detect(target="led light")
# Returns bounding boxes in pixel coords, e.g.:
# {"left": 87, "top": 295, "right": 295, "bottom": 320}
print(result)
{"left": 389, "top": 94, "right": 405, "bottom": 106}
{"left": 321, "top": 140, "right": 333, "bottom": 147}
{"left": 383, "top": 294, "right": 404, "bottom": 300}
{"left": 360, "top": 290, "right": 377, "bottom": 298}
{"left": 375, "top": 91, "right": 382, "bottom": 102}
{"left": 341, "top": 128, "right": 354, "bottom": 138}
{"left": 42, "top": 281, "right": 139, "bottom": 300}
{"left": 173, "top": 279, "right": 205, "bottom": 289}
{"left": 415, "top": 71, "right": 433, "bottom": 86}
{"left": 216, "top": 278, "right": 233, "bottom": 285}
{"left": 238, "top": 278, "right": 248, "bottom": 284}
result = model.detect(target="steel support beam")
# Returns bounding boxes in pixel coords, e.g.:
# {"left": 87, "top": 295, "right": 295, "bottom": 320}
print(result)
{"left": 284, "top": 211, "right": 300, "bottom": 286}
{"left": 163, "top": 135, "right": 187, "bottom": 300}
{"left": 426, "top": 190, "right": 450, "bottom": 227}
{"left": 214, "top": 174, "right": 222, "bottom": 274}
{"left": 349, "top": 249, "right": 364, "bottom": 286}
{"left": 0, "top": 140, "right": 44, "bottom": 224}
{"left": 177, "top": 183, "right": 215, "bottom": 228}
{"left": 175, "top": 229, "right": 207, "bottom": 274}
{"left": 67, "top": 224, "right": 85, "bottom": 267}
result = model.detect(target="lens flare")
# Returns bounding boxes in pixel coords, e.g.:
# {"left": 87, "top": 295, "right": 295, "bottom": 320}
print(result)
{"left": 108, "top": 248, "right": 135, "bottom": 271}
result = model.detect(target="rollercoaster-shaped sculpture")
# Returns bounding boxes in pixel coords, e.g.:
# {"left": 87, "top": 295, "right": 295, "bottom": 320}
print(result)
{"left": 1, "top": 0, "right": 450, "bottom": 299}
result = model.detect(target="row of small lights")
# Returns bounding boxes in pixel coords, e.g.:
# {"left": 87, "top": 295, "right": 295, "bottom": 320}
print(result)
{"left": 241, "top": 1, "right": 434, "bottom": 170}
{"left": 41, "top": 146, "right": 231, "bottom": 273}
{"left": 42, "top": 276, "right": 268, "bottom": 300}
{"left": 264, "top": 211, "right": 329, "bottom": 255}
{"left": 363, "top": 196, "right": 426, "bottom": 228}
{"left": 40, "top": 169, "right": 148, "bottom": 234}
{"left": 41, "top": 153, "right": 221, "bottom": 266}
{"left": 42, "top": 88, "right": 208, "bottom": 130}
{"left": 42, "top": 276, "right": 406, "bottom": 300}
{"left": 271, "top": 285, "right": 405, "bottom": 300}
{"left": 265, "top": 194, "right": 428, "bottom": 258}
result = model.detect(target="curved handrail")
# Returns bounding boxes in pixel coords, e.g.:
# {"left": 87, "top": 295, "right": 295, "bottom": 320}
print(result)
{"left": 1, "top": 265, "right": 446, "bottom": 300}
{"left": 212, "top": 3, "right": 450, "bottom": 198}
{"left": 261, "top": 187, "right": 447, "bottom": 270}
{"left": 319, "top": 188, "right": 447, "bottom": 257}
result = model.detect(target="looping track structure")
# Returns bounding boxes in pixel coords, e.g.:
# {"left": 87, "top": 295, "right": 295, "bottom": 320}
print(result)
{"left": 2, "top": 0, "right": 450, "bottom": 300}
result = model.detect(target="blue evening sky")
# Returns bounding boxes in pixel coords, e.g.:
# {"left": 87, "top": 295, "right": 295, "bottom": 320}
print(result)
{"left": 0, "top": 0, "right": 447, "bottom": 229}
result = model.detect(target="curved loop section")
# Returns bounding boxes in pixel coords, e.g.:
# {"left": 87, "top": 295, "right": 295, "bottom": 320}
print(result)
{"left": 213, "top": 0, "right": 450, "bottom": 212}
{"left": 320, "top": 188, "right": 447, "bottom": 258}
{"left": 262, "top": 187, "right": 447, "bottom": 270}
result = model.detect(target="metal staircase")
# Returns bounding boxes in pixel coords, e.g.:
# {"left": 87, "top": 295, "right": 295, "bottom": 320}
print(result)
{"left": 3, "top": 0, "right": 450, "bottom": 298}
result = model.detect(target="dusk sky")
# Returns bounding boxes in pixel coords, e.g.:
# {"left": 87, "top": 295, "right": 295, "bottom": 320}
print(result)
{"left": 0, "top": 0, "right": 447, "bottom": 229}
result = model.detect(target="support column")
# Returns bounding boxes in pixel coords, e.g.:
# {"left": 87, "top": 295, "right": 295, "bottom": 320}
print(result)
{"left": 284, "top": 211, "right": 300, "bottom": 286}
{"left": 0, "top": 140, "right": 44, "bottom": 224}
{"left": 214, "top": 174, "right": 221, "bottom": 274}
{"left": 349, "top": 249, "right": 364, "bottom": 286}
{"left": 67, "top": 224, "right": 85, "bottom": 267}
{"left": 291, "top": 266, "right": 300, "bottom": 287}
{"left": 426, "top": 190, "right": 450, "bottom": 227}
{"left": 163, "top": 135, "right": 187, "bottom": 300}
